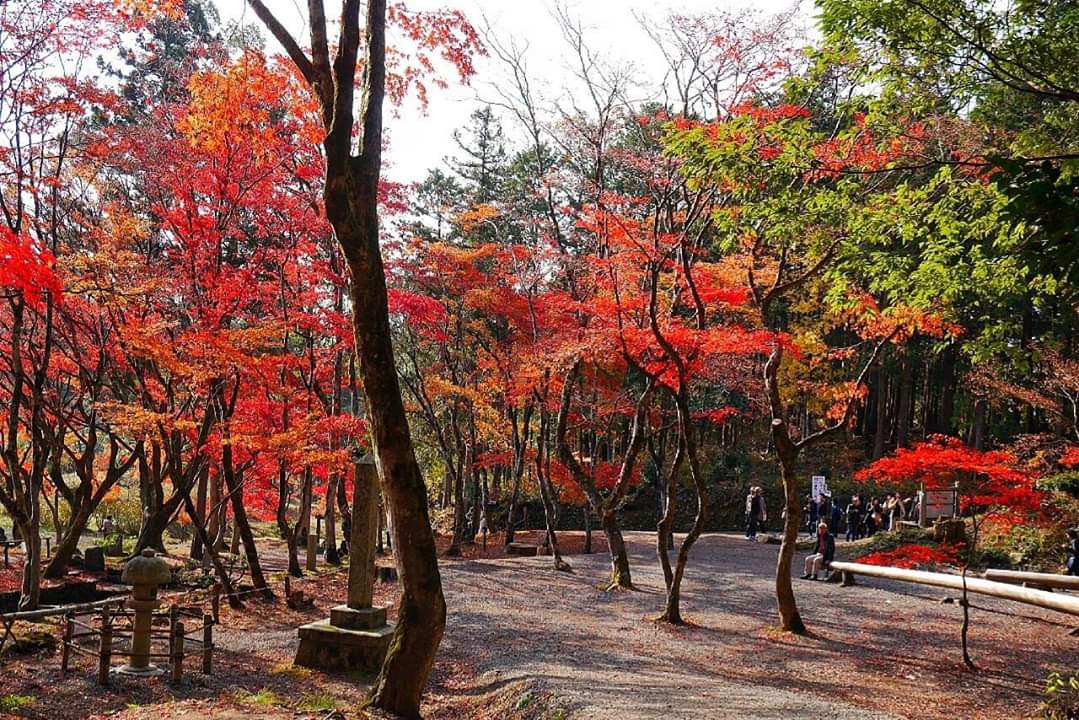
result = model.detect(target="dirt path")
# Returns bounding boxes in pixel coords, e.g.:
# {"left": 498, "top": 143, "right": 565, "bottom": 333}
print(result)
{"left": 2, "top": 532, "right": 1073, "bottom": 719}
{"left": 437, "top": 531, "right": 1076, "bottom": 719}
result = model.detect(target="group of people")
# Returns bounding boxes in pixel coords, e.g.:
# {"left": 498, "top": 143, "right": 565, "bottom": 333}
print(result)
{"left": 744, "top": 486, "right": 768, "bottom": 540}
{"left": 747, "top": 486, "right": 915, "bottom": 542}
{"left": 804, "top": 491, "right": 915, "bottom": 541}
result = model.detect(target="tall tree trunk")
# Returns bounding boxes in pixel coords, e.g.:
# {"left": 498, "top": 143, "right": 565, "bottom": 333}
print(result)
{"left": 600, "top": 510, "right": 630, "bottom": 587}
{"left": 764, "top": 341, "right": 808, "bottom": 635}
{"left": 277, "top": 464, "right": 302, "bottom": 577}
{"left": 44, "top": 502, "right": 92, "bottom": 579}
{"left": 246, "top": 1, "right": 445, "bottom": 711}
{"left": 190, "top": 463, "right": 209, "bottom": 560}
{"left": 17, "top": 515, "right": 41, "bottom": 611}
{"left": 445, "top": 452, "right": 466, "bottom": 556}
{"left": 972, "top": 398, "right": 988, "bottom": 451}
{"left": 504, "top": 405, "right": 532, "bottom": 545}
{"left": 555, "top": 363, "right": 651, "bottom": 590}
{"left": 468, "top": 459, "right": 482, "bottom": 544}
{"left": 658, "top": 398, "right": 707, "bottom": 624}
{"left": 583, "top": 509, "right": 592, "bottom": 554}
{"left": 222, "top": 448, "right": 270, "bottom": 597}
{"left": 135, "top": 444, "right": 170, "bottom": 554}
{"left": 134, "top": 494, "right": 180, "bottom": 555}
{"left": 895, "top": 352, "right": 913, "bottom": 448}
{"left": 773, "top": 448, "right": 806, "bottom": 634}
{"left": 208, "top": 467, "right": 224, "bottom": 550}
{"left": 937, "top": 344, "right": 956, "bottom": 434}
{"left": 325, "top": 472, "right": 340, "bottom": 564}
{"left": 872, "top": 367, "right": 888, "bottom": 460}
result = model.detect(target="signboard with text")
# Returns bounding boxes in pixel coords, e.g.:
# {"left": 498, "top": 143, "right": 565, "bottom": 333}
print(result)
{"left": 811, "top": 475, "right": 828, "bottom": 500}
{"left": 924, "top": 489, "right": 957, "bottom": 520}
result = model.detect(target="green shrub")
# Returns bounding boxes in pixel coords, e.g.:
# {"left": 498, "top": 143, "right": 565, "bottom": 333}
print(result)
{"left": 1042, "top": 672, "right": 1079, "bottom": 720}
{"left": 0, "top": 695, "right": 33, "bottom": 712}
{"left": 1041, "top": 472, "right": 1079, "bottom": 499}
{"left": 40, "top": 498, "right": 72, "bottom": 536}
{"left": 299, "top": 693, "right": 339, "bottom": 711}
{"left": 95, "top": 486, "right": 143, "bottom": 535}
{"left": 855, "top": 526, "right": 932, "bottom": 555}
{"left": 237, "top": 689, "right": 283, "bottom": 707}
{"left": 980, "top": 521, "right": 1069, "bottom": 572}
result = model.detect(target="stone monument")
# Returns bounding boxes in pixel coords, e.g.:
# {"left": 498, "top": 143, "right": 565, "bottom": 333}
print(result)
{"left": 294, "top": 455, "right": 394, "bottom": 674}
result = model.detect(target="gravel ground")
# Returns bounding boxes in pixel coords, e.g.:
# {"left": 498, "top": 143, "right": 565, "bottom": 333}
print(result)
{"left": 2, "top": 532, "right": 1074, "bottom": 719}
{"left": 437, "top": 531, "right": 1077, "bottom": 720}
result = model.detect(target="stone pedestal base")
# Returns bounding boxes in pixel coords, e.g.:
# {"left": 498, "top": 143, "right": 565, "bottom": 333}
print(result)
{"left": 113, "top": 664, "right": 165, "bottom": 677}
{"left": 294, "top": 605, "right": 393, "bottom": 675}
{"left": 330, "top": 604, "right": 386, "bottom": 630}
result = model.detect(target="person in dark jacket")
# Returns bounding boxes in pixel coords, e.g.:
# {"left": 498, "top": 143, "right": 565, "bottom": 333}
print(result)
{"left": 745, "top": 486, "right": 767, "bottom": 539}
{"left": 803, "top": 494, "right": 819, "bottom": 537}
{"left": 801, "top": 520, "right": 835, "bottom": 580}
{"left": 829, "top": 497, "right": 842, "bottom": 535}
{"left": 845, "top": 496, "right": 863, "bottom": 542}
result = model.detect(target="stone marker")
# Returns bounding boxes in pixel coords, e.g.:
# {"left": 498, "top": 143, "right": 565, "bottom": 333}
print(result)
{"left": 295, "top": 455, "right": 394, "bottom": 674}
{"left": 305, "top": 532, "right": 317, "bottom": 573}
{"left": 83, "top": 546, "right": 105, "bottom": 572}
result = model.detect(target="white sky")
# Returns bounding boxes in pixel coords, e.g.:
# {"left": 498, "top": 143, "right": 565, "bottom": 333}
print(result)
{"left": 220, "top": 0, "right": 810, "bottom": 184}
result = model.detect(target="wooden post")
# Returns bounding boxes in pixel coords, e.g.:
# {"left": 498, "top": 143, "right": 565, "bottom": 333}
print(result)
{"left": 284, "top": 574, "right": 292, "bottom": 600}
{"left": 61, "top": 613, "right": 73, "bottom": 673}
{"left": 918, "top": 482, "right": 927, "bottom": 528}
{"left": 168, "top": 605, "right": 179, "bottom": 658}
{"left": 211, "top": 582, "right": 221, "bottom": 623}
{"left": 830, "top": 561, "right": 1079, "bottom": 616}
{"left": 97, "top": 622, "right": 112, "bottom": 686}
{"left": 45, "top": 537, "right": 50, "bottom": 558}
{"left": 202, "top": 614, "right": 213, "bottom": 674}
{"left": 170, "top": 621, "right": 184, "bottom": 684}
{"left": 984, "top": 568, "right": 1079, "bottom": 591}
{"left": 3, "top": 544, "right": 8, "bottom": 568}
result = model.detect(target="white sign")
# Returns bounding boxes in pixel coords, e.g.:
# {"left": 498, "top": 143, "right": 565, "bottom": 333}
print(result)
{"left": 811, "top": 475, "right": 828, "bottom": 500}
{"left": 924, "top": 489, "right": 956, "bottom": 520}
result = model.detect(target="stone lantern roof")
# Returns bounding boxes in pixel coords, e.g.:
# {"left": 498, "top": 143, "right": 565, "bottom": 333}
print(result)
{"left": 121, "top": 548, "right": 172, "bottom": 587}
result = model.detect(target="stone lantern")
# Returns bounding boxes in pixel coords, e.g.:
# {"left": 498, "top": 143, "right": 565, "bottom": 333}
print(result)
{"left": 117, "top": 548, "right": 172, "bottom": 676}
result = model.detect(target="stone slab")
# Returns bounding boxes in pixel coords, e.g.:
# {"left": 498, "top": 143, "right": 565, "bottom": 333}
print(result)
{"left": 83, "top": 546, "right": 105, "bottom": 572}
{"left": 507, "top": 543, "right": 539, "bottom": 557}
{"left": 330, "top": 604, "right": 387, "bottom": 630}
{"left": 294, "top": 619, "right": 394, "bottom": 675}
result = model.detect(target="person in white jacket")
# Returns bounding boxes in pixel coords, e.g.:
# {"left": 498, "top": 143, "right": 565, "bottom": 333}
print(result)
{"left": 745, "top": 486, "right": 767, "bottom": 539}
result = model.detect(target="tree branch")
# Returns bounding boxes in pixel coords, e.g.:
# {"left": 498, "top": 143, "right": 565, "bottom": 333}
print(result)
{"left": 246, "top": 0, "right": 317, "bottom": 85}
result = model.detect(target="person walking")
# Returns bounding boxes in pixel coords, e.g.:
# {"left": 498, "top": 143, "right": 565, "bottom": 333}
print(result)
{"left": 801, "top": 520, "right": 836, "bottom": 580}
{"left": 885, "top": 491, "right": 907, "bottom": 531}
{"left": 745, "top": 486, "right": 767, "bottom": 540}
{"left": 478, "top": 509, "right": 489, "bottom": 554}
{"left": 865, "top": 498, "right": 884, "bottom": 536}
